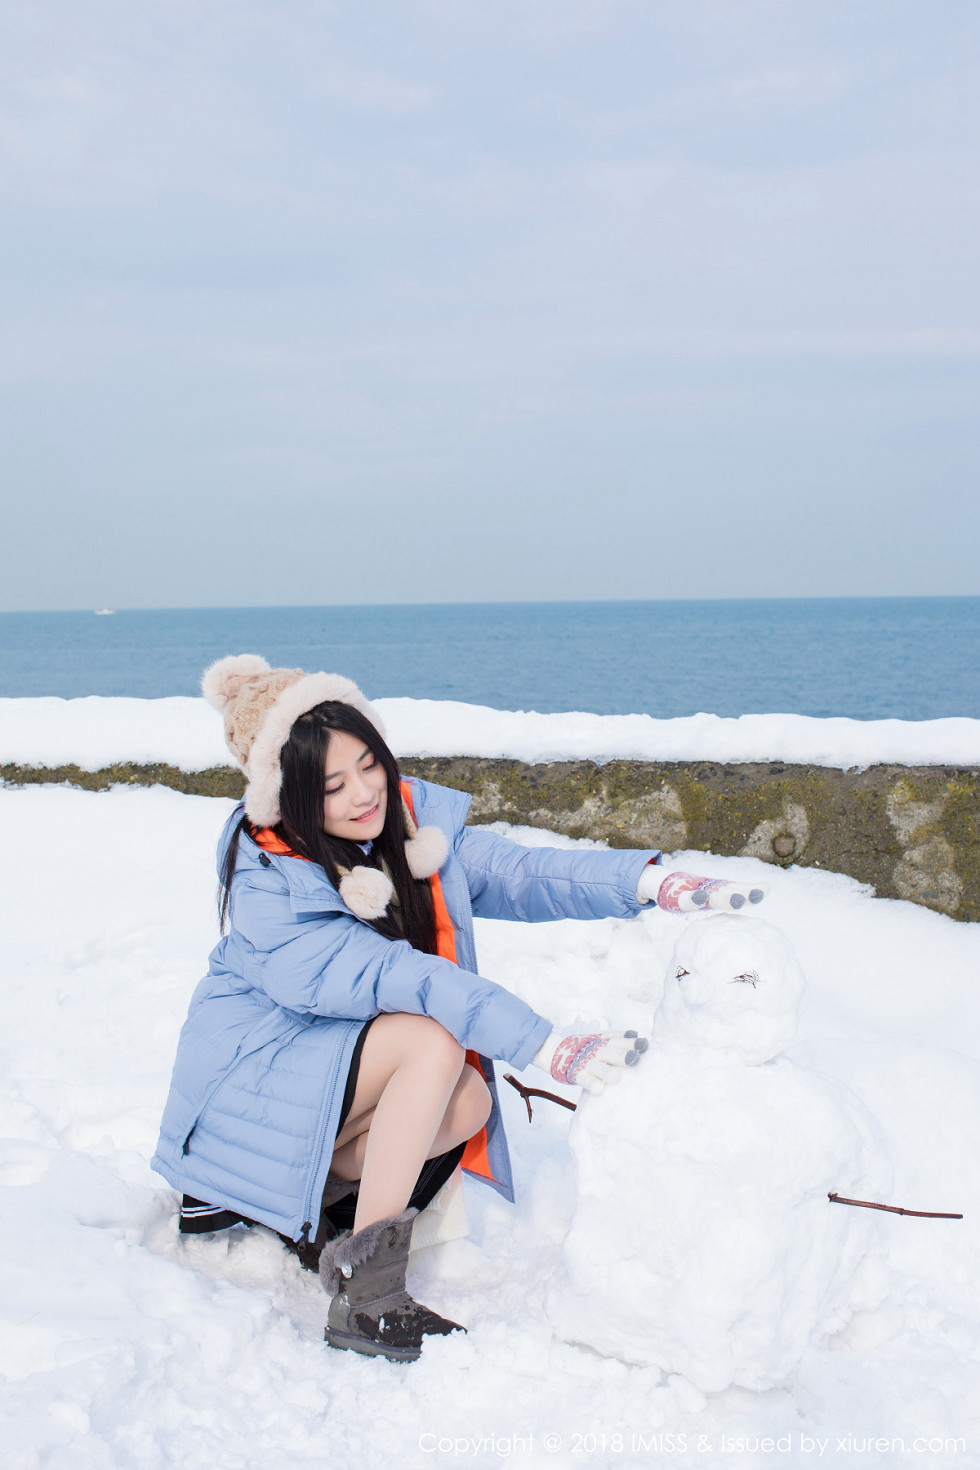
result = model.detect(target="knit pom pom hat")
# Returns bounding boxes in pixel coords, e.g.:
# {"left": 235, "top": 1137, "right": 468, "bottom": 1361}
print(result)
{"left": 202, "top": 654, "right": 448, "bottom": 919}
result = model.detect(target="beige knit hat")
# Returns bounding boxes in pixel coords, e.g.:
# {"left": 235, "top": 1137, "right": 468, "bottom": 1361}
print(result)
{"left": 202, "top": 654, "right": 448, "bottom": 918}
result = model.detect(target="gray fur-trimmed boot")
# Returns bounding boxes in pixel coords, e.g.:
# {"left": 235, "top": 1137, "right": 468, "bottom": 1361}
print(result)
{"left": 319, "top": 1208, "right": 465, "bottom": 1363}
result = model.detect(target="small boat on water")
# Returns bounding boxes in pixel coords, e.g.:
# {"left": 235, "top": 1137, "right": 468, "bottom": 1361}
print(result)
{"left": 93, "top": 608, "right": 115, "bottom": 615}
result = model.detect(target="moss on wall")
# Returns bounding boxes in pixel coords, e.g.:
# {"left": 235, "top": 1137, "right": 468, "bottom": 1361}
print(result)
{"left": 0, "top": 762, "right": 246, "bottom": 799}
{"left": 400, "top": 757, "right": 980, "bottom": 922}
{"left": 3, "top": 756, "right": 977, "bottom": 922}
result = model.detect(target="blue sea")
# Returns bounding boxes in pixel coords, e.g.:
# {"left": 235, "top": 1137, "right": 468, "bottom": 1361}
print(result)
{"left": 0, "top": 599, "right": 977, "bottom": 721}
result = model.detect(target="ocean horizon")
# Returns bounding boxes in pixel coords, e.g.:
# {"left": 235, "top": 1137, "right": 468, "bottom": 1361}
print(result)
{"left": 1, "top": 596, "right": 977, "bottom": 722}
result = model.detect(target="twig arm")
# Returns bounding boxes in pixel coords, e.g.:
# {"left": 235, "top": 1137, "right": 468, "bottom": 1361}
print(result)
{"left": 828, "top": 1191, "right": 962, "bottom": 1220}
{"left": 504, "top": 1073, "right": 578, "bottom": 1122}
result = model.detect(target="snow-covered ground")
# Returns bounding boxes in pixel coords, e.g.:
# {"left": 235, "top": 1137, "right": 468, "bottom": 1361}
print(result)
{"left": 1, "top": 780, "right": 978, "bottom": 1469}
{"left": 2, "top": 694, "right": 979, "bottom": 770}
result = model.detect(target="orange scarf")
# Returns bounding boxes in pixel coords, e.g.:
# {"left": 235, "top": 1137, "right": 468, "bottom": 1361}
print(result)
{"left": 251, "top": 785, "right": 494, "bottom": 1185}
{"left": 398, "top": 782, "right": 493, "bottom": 1186}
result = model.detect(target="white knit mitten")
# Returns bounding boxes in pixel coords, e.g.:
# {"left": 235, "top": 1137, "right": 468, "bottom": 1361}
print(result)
{"left": 531, "top": 1029, "right": 649, "bottom": 1096}
{"left": 636, "top": 865, "right": 767, "bottom": 913}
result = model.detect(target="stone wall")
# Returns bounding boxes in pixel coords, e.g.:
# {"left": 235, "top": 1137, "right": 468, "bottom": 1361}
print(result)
{"left": 4, "top": 757, "right": 977, "bottom": 922}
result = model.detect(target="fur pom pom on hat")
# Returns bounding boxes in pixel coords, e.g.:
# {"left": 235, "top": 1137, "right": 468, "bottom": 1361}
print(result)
{"left": 201, "top": 654, "right": 448, "bottom": 920}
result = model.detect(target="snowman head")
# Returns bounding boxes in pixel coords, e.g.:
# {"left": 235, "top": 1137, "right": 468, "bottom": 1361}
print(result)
{"left": 652, "top": 915, "right": 807, "bottom": 1064}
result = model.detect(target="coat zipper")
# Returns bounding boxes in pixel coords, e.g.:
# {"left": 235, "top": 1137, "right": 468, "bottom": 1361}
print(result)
{"left": 298, "top": 1047, "right": 348, "bottom": 1239}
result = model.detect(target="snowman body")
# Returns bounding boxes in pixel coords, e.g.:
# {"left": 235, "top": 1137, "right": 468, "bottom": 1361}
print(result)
{"left": 546, "top": 916, "right": 888, "bottom": 1391}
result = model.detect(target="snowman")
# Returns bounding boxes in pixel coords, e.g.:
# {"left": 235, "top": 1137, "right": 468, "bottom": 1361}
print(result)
{"left": 546, "top": 915, "right": 890, "bottom": 1391}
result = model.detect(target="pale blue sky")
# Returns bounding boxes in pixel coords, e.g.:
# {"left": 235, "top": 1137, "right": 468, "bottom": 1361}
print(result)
{"left": 2, "top": 0, "right": 978, "bottom": 609}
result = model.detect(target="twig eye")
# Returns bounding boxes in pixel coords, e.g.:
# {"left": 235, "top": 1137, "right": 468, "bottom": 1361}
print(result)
{"left": 675, "top": 966, "right": 689, "bottom": 980}
{"left": 732, "top": 970, "right": 760, "bottom": 987}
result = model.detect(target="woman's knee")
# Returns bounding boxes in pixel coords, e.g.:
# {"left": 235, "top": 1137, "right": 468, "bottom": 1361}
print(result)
{"left": 415, "top": 1017, "right": 467, "bottom": 1079}
{"left": 370, "top": 1012, "right": 465, "bottom": 1078}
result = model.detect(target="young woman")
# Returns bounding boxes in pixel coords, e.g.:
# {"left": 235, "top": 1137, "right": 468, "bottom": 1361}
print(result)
{"left": 152, "top": 655, "right": 765, "bottom": 1363}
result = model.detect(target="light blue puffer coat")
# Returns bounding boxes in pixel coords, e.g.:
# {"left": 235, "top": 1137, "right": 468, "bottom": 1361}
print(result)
{"left": 152, "top": 777, "right": 659, "bottom": 1240}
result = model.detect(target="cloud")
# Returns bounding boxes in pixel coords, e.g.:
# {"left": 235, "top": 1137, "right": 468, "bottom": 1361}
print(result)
{"left": 309, "top": 64, "right": 436, "bottom": 112}
{"left": 2, "top": 0, "right": 979, "bottom": 607}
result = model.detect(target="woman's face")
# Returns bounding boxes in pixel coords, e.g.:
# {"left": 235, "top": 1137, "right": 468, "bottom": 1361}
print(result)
{"left": 321, "top": 728, "right": 388, "bottom": 842}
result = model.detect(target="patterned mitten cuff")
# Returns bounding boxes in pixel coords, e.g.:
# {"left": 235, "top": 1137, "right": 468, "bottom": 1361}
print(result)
{"left": 637, "top": 866, "right": 767, "bottom": 913}
{"left": 548, "top": 1032, "right": 605, "bottom": 1085}
{"left": 531, "top": 1029, "right": 649, "bottom": 1095}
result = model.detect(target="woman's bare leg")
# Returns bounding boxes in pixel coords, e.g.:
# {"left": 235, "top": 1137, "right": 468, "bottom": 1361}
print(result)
{"left": 330, "top": 1066, "right": 487, "bottom": 1183}
{"left": 330, "top": 1014, "right": 492, "bottom": 1233}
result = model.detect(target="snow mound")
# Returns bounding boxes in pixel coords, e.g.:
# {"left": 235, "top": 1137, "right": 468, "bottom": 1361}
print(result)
{"left": 2, "top": 788, "right": 978, "bottom": 1464}
{"left": 548, "top": 918, "right": 890, "bottom": 1390}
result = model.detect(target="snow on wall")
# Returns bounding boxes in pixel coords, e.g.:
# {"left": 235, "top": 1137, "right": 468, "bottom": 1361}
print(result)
{"left": 2, "top": 695, "right": 979, "bottom": 772}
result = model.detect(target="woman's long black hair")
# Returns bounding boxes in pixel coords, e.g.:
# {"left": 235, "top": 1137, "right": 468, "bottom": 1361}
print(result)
{"left": 219, "top": 701, "right": 438, "bottom": 954}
